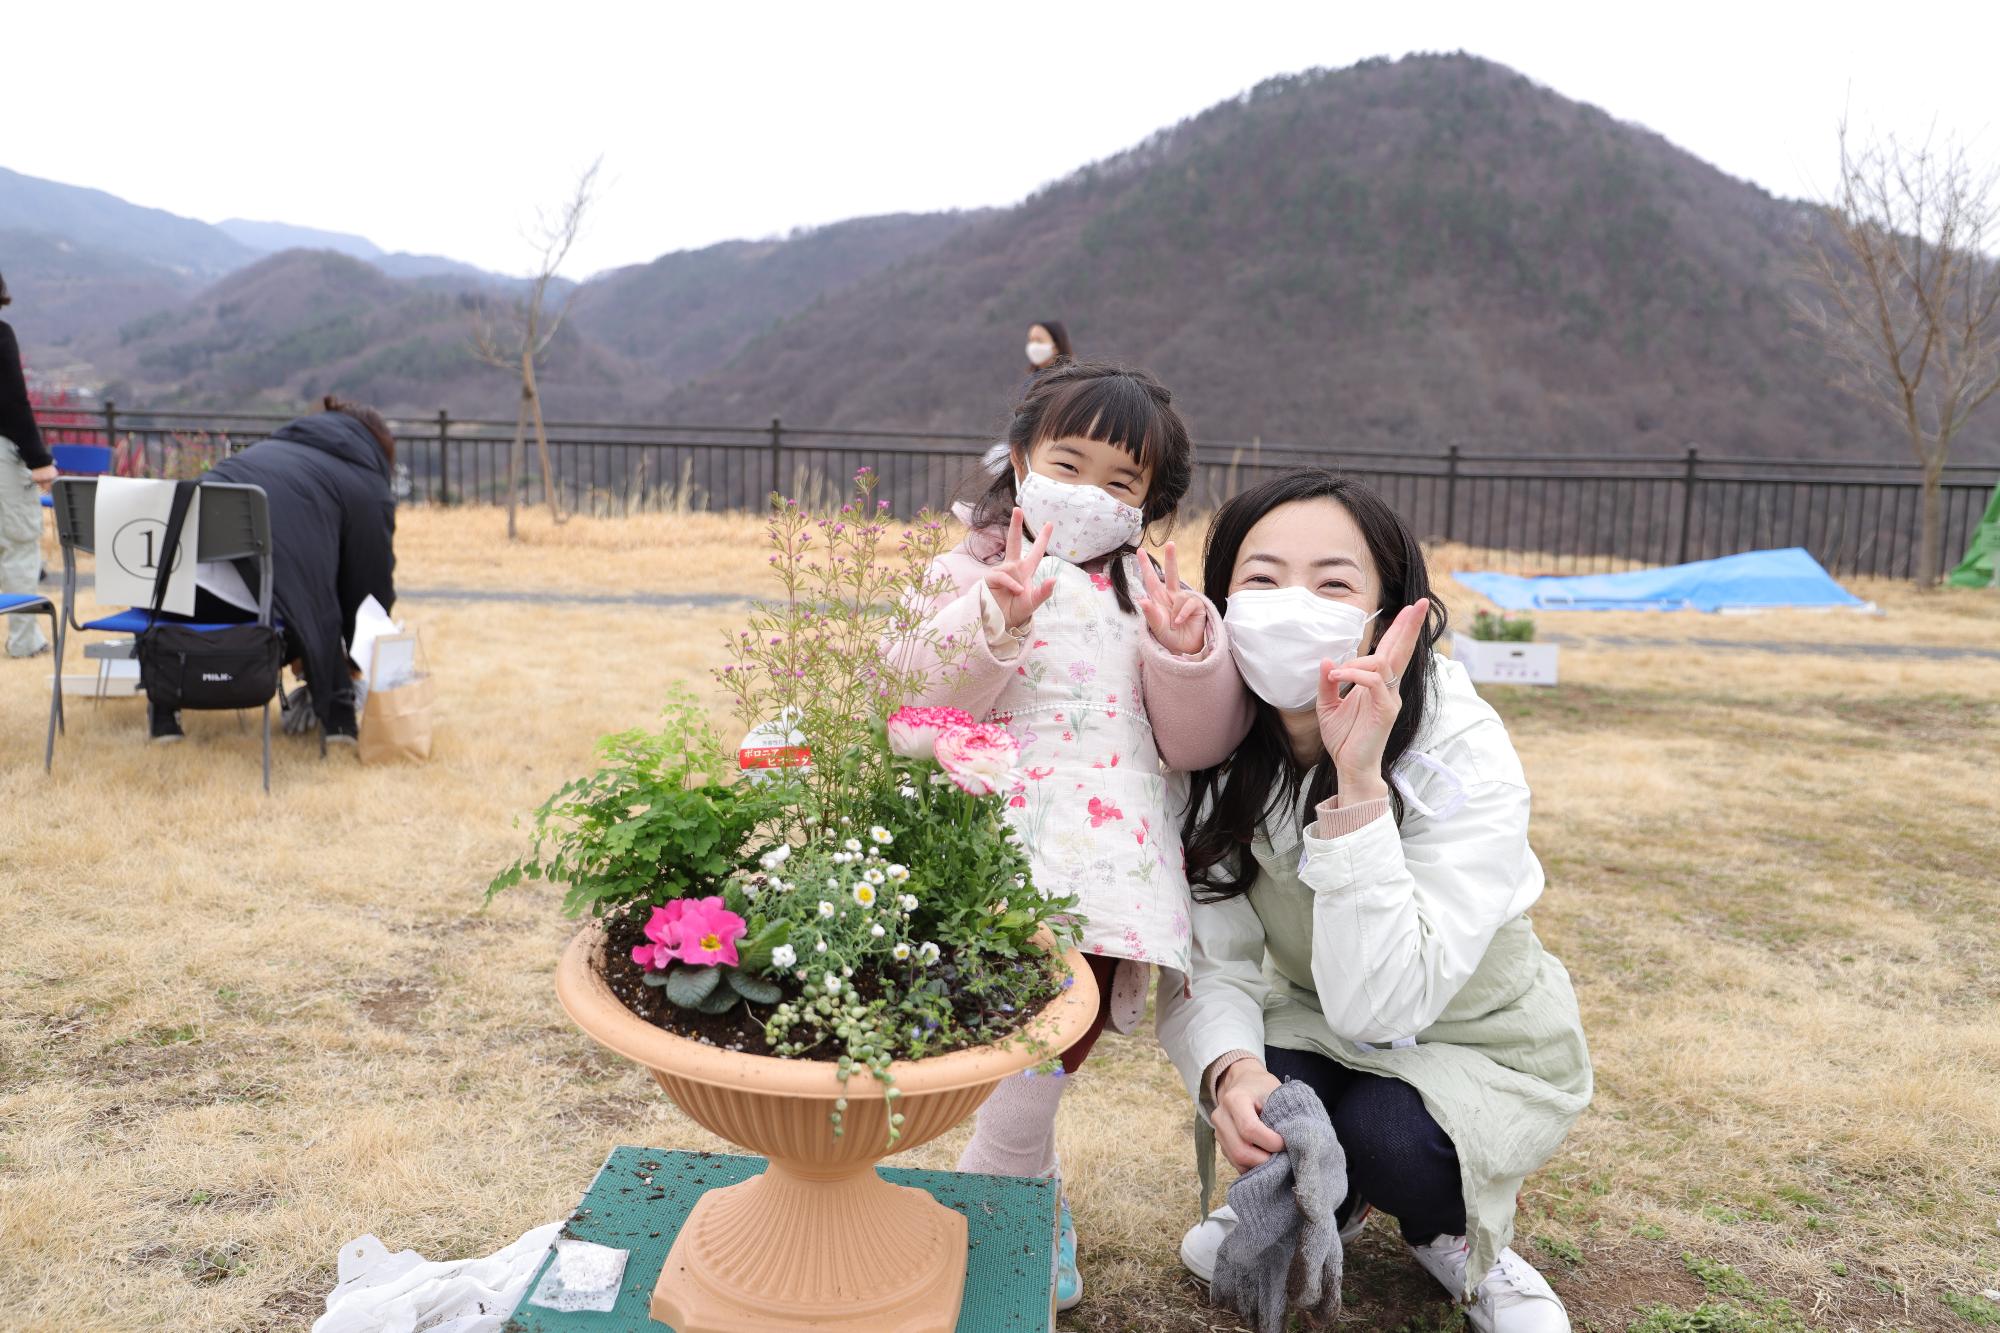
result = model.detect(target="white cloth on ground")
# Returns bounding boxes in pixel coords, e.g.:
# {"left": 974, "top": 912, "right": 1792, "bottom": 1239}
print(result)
{"left": 311, "top": 1221, "right": 561, "bottom": 1333}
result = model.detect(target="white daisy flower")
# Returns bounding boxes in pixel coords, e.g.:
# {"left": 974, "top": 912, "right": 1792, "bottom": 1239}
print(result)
{"left": 892, "top": 942, "right": 911, "bottom": 961}
{"left": 759, "top": 845, "right": 791, "bottom": 869}
{"left": 815, "top": 939, "right": 829, "bottom": 953}
{"left": 886, "top": 864, "right": 910, "bottom": 882}
{"left": 869, "top": 923, "right": 886, "bottom": 939}
{"left": 863, "top": 868, "right": 886, "bottom": 886}
{"left": 824, "top": 974, "right": 842, "bottom": 995}
{"left": 818, "top": 900, "right": 836, "bottom": 918}
{"left": 869, "top": 826, "right": 893, "bottom": 845}
{"left": 771, "top": 944, "right": 797, "bottom": 968}
{"left": 853, "top": 884, "right": 877, "bottom": 908}
{"left": 844, "top": 837, "right": 863, "bottom": 853}
{"left": 918, "top": 941, "right": 941, "bottom": 964}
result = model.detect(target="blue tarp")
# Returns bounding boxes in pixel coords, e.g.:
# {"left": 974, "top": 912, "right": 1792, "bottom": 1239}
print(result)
{"left": 1453, "top": 548, "right": 1870, "bottom": 613}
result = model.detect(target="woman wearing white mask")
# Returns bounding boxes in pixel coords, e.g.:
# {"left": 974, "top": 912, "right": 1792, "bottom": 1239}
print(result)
{"left": 1159, "top": 470, "right": 1592, "bottom": 1333}
{"left": 1023, "top": 319, "right": 1072, "bottom": 378}
{"left": 900, "top": 359, "right": 1254, "bottom": 1311}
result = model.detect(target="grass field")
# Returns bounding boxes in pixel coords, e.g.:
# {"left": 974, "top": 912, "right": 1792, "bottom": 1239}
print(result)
{"left": 3, "top": 508, "right": 1997, "bottom": 1332}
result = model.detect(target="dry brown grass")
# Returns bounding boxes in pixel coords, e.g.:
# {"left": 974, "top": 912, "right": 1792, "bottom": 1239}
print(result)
{"left": 4, "top": 509, "right": 1998, "bottom": 1331}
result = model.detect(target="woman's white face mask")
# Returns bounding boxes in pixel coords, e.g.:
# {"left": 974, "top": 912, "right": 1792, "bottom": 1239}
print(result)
{"left": 1025, "top": 339, "right": 1057, "bottom": 367}
{"left": 1224, "top": 587, "right": 1379, "bottom": 710}
{"left": 1015, "top": 467, "right": 1145, "bottom": 564}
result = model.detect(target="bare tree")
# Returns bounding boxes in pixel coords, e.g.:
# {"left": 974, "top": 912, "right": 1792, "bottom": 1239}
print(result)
{"left": 474, "top": 157, "right": 601, "bottom": 538}
{"left": 1795, "top": 121, "right": 2000, "bottom": 585}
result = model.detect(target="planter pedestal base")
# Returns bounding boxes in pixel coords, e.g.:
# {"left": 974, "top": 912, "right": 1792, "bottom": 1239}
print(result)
{"left": 651, "top": 1159, "right": 969, "bottom": 1332}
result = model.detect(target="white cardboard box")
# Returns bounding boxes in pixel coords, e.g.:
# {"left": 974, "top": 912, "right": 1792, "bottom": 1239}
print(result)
{"left": 1450, "top": 632, "right": 1560, "bottom": 687}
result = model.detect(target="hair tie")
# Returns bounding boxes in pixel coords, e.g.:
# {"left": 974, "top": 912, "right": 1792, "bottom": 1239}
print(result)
{"left": 981, "top": 441, "right": 1012, "bottom": 477}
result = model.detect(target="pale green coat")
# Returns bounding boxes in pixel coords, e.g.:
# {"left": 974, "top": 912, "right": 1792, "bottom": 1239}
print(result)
{"left": 1156, "top": 657, "right": 1593, "bottom": 1296}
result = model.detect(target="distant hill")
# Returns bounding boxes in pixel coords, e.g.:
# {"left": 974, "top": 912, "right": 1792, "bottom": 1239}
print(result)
{"left": 570, "top": 212, "right": 985, "bottom": 387}
{"left": 80, "top": 249, "right": 631, "bottom": 417}
{"left": 217, "top": 218, "right": 383, "bottom": 260}
{"left": 654, "top": 55, "right": 1997, "bottom": 463}
{"left": 0, "top": 166, "right": 253, "bottom": 277}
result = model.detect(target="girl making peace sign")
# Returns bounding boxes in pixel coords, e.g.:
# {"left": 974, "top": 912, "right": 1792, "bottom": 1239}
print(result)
{"left": 900, "top": 361, "right": 1254, "bottom": 1310}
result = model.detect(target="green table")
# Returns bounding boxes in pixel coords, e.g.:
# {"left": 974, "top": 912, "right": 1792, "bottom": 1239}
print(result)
{"left": 503, "top": 1147, "right": 1058, "bottom": 1332}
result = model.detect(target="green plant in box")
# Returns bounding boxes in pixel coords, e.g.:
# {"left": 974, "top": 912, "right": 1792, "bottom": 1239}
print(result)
{"left": 1471, "top": 608, "right": 1537, "bottom": 642}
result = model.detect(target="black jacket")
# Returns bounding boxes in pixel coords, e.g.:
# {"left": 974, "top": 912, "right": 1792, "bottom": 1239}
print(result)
{"left": 203, "top": 412, "right": 396, "bottom": 725}
{"left": 0, "top": 321, "right": 51, "bottom": 469}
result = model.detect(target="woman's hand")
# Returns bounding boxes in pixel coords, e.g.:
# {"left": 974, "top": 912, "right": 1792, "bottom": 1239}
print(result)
{"left": 984, "top": 507, "right": 1056, "bottom": 630}
{"left": 1316, "top": 598, "right": 1431, "bottom": 801}
{"left": 1136, "top": 541, "right": 1207, "bottom": 655}
{"left": 1213, "top": 1059, "right": 1286, "bottom": 1170}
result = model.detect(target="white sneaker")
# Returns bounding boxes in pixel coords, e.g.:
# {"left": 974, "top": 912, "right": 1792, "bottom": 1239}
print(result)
{"left": 1178, "top": 1200, "right": 1375, "bottom": 1284}
{"left": 1407, "top": 1234, "right": 1570, "bottom": 1333}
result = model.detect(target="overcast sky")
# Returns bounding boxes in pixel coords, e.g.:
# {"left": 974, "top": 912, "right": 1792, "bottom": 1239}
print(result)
{"left": 11, "top": 1, "right": 1998, "bottom": 278}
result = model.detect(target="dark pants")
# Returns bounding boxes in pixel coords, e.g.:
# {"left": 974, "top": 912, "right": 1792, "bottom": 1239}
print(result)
{"left": 1058, "top": 954, "right": 1120, "bottom": 1075}
{"left": 1264, "top": 1045, "right": 1466, "bottom": 1246}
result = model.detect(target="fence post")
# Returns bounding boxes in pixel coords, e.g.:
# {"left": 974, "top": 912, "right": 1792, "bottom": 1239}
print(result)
{"left": 1677, "top": 444, "right": 1700, "bottom": 565}
{"left": 769, "top": 417, "right": 783, "bottom": 504}
{"left": 436, "top": 409, "right": 451, "bottom": 504}
{"left": 103, "top": 399, "right": 118, "bottom": 452}
{"left": 1443, "top": 445, "right": 1460, "bottom": 543}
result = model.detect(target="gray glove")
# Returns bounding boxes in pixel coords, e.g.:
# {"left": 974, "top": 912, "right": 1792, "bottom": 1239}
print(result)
{"left": 280, "top": 685, "right": 315, "bottom": 736}
{"left": 1211, "top": 1079, "right": 1348, "bottom": 1333}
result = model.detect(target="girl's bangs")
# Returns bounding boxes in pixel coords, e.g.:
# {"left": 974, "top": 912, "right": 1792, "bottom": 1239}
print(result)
{"left": 1031, "top": 375, "right": 1168, "bottom": 473}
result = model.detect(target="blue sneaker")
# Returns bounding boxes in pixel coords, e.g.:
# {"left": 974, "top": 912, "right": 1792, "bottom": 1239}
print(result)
{"left": 1056, "top": 1197, "right": 1082, "bottom": 1311}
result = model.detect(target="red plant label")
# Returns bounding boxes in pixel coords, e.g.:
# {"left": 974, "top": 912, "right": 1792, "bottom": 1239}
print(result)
{"left": 738, "top": 744, "right": 812, "bottom": 771}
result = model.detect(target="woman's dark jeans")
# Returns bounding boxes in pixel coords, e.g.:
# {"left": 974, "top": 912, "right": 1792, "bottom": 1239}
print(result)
{"left": 1263, "top": 1045, "right": 1467, "bottom": 1246}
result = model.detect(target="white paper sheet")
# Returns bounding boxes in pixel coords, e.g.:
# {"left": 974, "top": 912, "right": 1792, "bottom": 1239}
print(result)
{"left": 348, "top": 595, "right": 403, "bottom": 684}
{"left": 93, "top": 477, "right": 198, "bottom": 616}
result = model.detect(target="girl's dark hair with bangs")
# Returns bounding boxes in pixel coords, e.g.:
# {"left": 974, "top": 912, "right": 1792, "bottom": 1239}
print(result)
{"left": 967, "top": 359, "right": 1195, "bottom": 613}
{"left": 1181, "top": 469, "right": 1449, "bottom": 903}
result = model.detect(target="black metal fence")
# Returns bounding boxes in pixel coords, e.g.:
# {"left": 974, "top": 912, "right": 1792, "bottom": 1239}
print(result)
{"left": 68, "top": 403, "right": 2000, "bottom": 581}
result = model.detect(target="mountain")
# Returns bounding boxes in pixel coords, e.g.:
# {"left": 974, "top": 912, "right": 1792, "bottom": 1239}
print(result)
{"left": 67, "top": 213, "right": 982, "bottom": 417}
{"left": 654, "top": 54, "right": 1997, "bottom": 463}
{"left": 217, "top": 218, "right": 382, "bottom": 260}
{"left": 218, "top": 218, "right": 514, "bottom": 284}
{"left": 570, "top": 212, "right": 986, "bottom": 387}
{"left": 0, "top": 166, "right": 253, "bottom": 277}
{"left": 82, "top": 249, "right": 633, "bottom": 418}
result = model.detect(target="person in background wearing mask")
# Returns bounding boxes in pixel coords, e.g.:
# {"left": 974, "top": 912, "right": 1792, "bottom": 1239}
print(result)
{"left": 0, "top": 271, "right": 56, "bottom": 658}
{"left": 1024, "top": 320, "right": 1073, "bottom": 378}
{"left": 1157, "top": 469, "right": 1592, "bottom": 1333}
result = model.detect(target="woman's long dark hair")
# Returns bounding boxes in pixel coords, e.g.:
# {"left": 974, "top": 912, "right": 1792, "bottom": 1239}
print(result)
{"left": 966, "top": 360, "right": 1194, "bottom": 614}
{"left": 1030, "top": 319, "right": 1073, "bottom": 367}
{"left": 1182, "top": 469, "right": 1448, "bottom": 902}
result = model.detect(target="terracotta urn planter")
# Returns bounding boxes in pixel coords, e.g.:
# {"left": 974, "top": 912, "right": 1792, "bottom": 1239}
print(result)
{"left": 555, "top": 925, "right": 1099, "bottom": 1332}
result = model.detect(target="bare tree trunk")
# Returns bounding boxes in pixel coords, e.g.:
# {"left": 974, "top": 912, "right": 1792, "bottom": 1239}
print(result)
{"left": 1918, "top": 461, "right": 1945, "bottom": 586}
{"left": 523, "top": 354, "right": 567, "bottom": 525}
{"left": 505, "top": 389, "right": 528, "bottom": 542}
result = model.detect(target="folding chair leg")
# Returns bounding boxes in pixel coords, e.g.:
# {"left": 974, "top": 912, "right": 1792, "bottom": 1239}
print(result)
{"left": 44, "top": 609, "right": 64, "bottom": 773}
{"left": 262, "top": 699, "right": 272, "bottom": 794}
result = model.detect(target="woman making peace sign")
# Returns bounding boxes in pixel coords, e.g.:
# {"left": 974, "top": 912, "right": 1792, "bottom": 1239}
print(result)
{"left": 1157, "top": 469, "right": 1593, "bottom": 1333}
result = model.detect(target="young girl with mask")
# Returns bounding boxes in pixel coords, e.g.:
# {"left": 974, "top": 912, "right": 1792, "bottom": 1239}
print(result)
{"left": 903, "top": 360, "right": 1252, "bottom": 1310}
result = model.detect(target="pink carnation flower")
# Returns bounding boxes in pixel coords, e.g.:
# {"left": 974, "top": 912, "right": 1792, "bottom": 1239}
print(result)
{"left": 933, "top": 722, "right": 1020, "bottom": 796}
{"left": 886, "top": 705, "right": 977, "bottom": 759}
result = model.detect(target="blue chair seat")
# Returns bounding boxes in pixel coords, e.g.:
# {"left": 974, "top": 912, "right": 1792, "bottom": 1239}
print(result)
{"left": 82, "top": 608, "right": 276, "bottom": 634}
{"left": 0, "top": 592, "right": 53, "bottom": 612}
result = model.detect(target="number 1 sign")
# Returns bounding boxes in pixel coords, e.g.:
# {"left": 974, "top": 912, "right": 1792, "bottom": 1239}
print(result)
{"left": 93, "top": 478, "right": 201, "bottom": 616}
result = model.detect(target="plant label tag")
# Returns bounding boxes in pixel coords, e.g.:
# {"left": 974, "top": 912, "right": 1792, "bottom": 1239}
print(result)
{"left": 739, "top": 712, "right": 811, "bottom": 777}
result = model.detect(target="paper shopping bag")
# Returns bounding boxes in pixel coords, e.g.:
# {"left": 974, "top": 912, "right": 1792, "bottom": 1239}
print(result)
{"left": 358, "top": 634, "right": 434, "bottom": 764}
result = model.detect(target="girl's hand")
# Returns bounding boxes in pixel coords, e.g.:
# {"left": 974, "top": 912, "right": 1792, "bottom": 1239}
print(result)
{"left": 1213, "top": 1059, "right": 1286, "bottom": 1170}
{"left": 985, "top": 506, "right": 1056, "bottom": 630}
{"left": 1136, "top": 541, "right": 1207, "bottom": 656}
{"left": 1315, "top": 598, "right": 1430, "bottom": 799}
